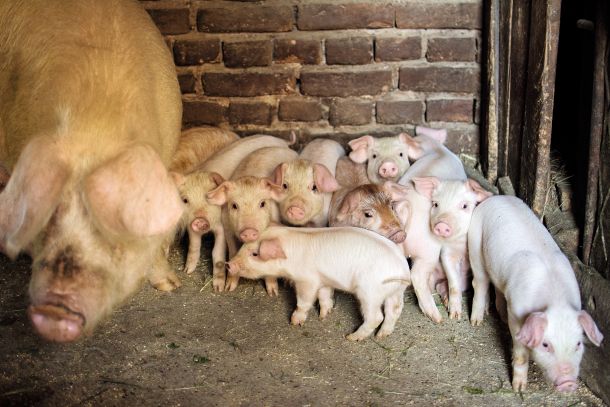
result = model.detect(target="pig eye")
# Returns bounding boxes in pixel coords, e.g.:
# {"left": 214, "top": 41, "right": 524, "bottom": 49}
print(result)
{"left": 282, "top": 183, "right": 288, "bottom": 190}
{"left": 259, "top": 201, "right": 266, "bottom": 208}
{"left": 462, "top": 203, "right": 468, "bottom": 210}
{"left": 182, "top": 197, "right": 189, "bottom": 204}
{"left": 231, "top": 202, "right": 238, "bottom": 210}
{"left": 312, "top": 185, "right": 318, "bottom": 192}
{"left": 251, "top": 252, "right": 258, "bottom": 257}
{"left": 576, "top": 341, "right": 582, "bottom": 348}
{"left": 399, "top": 152, "right": 404, "bottom": 157}
{"left": 372, "top": 154, "right": 377, "bottom": 159}
{"left": 364, "top": 211, "right": 373, "bottom": 218}
{"left": 432, "top": 201, "right": 438, "bottom": 208}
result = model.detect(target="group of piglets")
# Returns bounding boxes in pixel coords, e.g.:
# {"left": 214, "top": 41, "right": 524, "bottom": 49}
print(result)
{"left": 171, "top": 125, "right": 602, "bottom": 393}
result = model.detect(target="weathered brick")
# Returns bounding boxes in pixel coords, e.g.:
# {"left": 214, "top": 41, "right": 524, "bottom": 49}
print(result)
{"left": 427, "top": 99, "right": 474, "bottom": 122}
{"left": 229, "top": 101, "right": 273, "bottom": 126}
{"left": 376, "top": 100, "right": 424, "bottom": 124}
{"left": 178, "top": 74, "right": 197, "bottom": 94}
{"left": 396, "top": 2, "right": 482, "bottom": 29}
{"left": 298, "top": 4, "right": 394, "bottom": 30}
{"left": 399, "top": 67, "right": 479, "bottom": 93}
{"left": 326, "top": 37, "right": 373, "bottom": 65}
{"left": 274, "top": 39, "right": 322, "bottom": 65}
{"left": 173, "top": 39, "right": 220, "bottom": 66}
{"left": 445, "top": 126, "right": 479, "bottom": 154}
{"left": 197, "top": 6, "right": 293, "bottom": 33}
{"left": 202, "top": 71, "right": 297, "bottom": 97}
{"left": 330, "top": 99, "right": 373, "bottom": 126}
{"left": 146, "top": 9, "right": 190, "bottom": 35}
{"left": 279, "top": 98, "right": 324, "bottom": 122}
{"left": 301, "top": 69, "right": 392, "bottom": 97}
{"left": 223, "top": 40, "right": 273, "bottom": 68}
{"left": 182, "top": 100, "right": 227, "bottom": 126}
{"left": 375, "top": 36, "right": 421, "bottom": 61}
{"left": 427, "top": 37, "right": 476, "bottom": 62}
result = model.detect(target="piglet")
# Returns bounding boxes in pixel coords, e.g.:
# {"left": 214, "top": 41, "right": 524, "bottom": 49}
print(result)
{"left": 348, "top": 133, "right": 418, "bottom": 183}
{"left": 274, "top": 138, "right": 343, "bottom": 227}
{"left": 226, "top": 226, "right": 411, "bottom": 340}
{"left": 169, "top": 126, "right": 240, "bottom": 174}
{"left": 469, "top": 195, "right": 603, "bottom": 392}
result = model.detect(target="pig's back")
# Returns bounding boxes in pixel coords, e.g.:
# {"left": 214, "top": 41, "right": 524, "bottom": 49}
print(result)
{"left": 300, "top": 139, "right": 345, "bottom": 176}
{"left": 232, "top": 147, "right": 298, "bottom": 179}
{"left": 400, "top": 147, "right": 466, "bottom": 183}
{"left": 0, "top": 0, "right": 181, "bottom": 169}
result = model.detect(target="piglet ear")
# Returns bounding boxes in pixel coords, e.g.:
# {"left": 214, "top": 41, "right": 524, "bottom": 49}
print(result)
{"left": 262, "top": 178, "right": 285, "bottom": 201}
{"left": 466, "top": 179, "right": 493, "bottom": 203}
{"left": 578, "top": 311, "right": 604, "bottom": 347}
{"left": 85, "top": 144, "right": 183, "bottom": 238}
{"left": 416, "top": 126, "right": 447, "bottom": 144}
{"left": 348, "top": 135, "right": 374, "bottom": 163}
{"left": 313, "top": 164, "right": 339, "bottom": 193}
{"left": 383, "top": 181, "right": 410, "bottom": 202}
{"left": 170, "top": 171, "right": 186, "bottom": 187}
{"left": 206, "top": 181, "right": 232, "bottom": 206}
{"left": 398, "top": 133, "right": 424, "bottom": 160}
{"left": 0, "top": 136, "right": 70, "bottom": 258}
{"left": 259, "top": 238, "right": 286, "bottom": 261}
{"left": 412, "top": 176, "right": 440, "bottom": 200}
{"left": 209, "top": 172, "right": 225, "bottom": 188}
{"left": 517, "top": 311, "right": 548, "bottom": 348}
{"left": 272, "top": 162, "right": 288, "bottom": 185}
{"left": 338, "top": 190, "right": 361, "bottom": 217}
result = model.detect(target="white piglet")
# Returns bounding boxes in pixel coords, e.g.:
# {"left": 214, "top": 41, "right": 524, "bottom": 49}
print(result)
{"left": 469, "top": 195, "right": 603, "bottom": 392}
{"left": 226, "top": 226, "right": 411, "bottom": 341}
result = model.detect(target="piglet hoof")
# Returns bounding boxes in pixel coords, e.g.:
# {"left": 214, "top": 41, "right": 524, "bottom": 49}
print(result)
{"left": 152, "top": 273, "right": 182, "bottom": 292}
{"left": 213, "top": 277, "right": 225, "bottom": 292}
{"left": 449, "top": 310, "right": 462, "bottom": 320}
{"left": 346, "top": 332, "right": 367, "bottom": 341}
{"left": 375, "top": 328, "right": 393, "bottom": 339}
{"left": 184, "top": 265, "right": 195, "bottom": 275}
{"left": 319, "top": 307, "right": 333, "bottom": 320}
{"left": 290, "top": 311, "right": 307, "bottom": 326}
{"left": 265, "top": 280, "right": 279, "bottom": 297}
{"left": 422, "top": 308, "right": 443, "bottom": 324}
{"left": 511, "top": 377, "right": 527, "bottom": 392}
{"left": 470, "top": 317, "right": 484, "bottom": 327}
{"left": 225, "top": 277, "right": 239, "bottom": 292}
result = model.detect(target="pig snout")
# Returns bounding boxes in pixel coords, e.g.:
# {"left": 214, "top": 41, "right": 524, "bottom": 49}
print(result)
{"left": 388, "top": 230, "right": 406, "bottom": 243}
{"left": 28, "top": 302, "right": 86, "bottom": 342}
{"left": 239, "top": 228, "right": 259, "bottom": 242}
{"left": 191, "top": 217, "right": 210, "bottom": 234}
{"left": 378, "top": 161, "right": 398, "bottom": 179}
{"left": 286, "top": 205, "right": 306, "bottom": 221}
{"left": 433, "top": 221, "right": 452, "bottom": 238}
{"left": 226, "top": 261, "right": 239, "bottom": 275}
{"left": 555, "top": 378, "right": 578, "bottom": 392}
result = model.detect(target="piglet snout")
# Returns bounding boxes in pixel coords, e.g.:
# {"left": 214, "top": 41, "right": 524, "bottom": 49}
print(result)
{"left": 28, "top": 303, "right": 85, "bottom": 342}
{"left": 226, "top": 261, "right": 239, "bottom": 275}
{"left": 286, "top": 205, "right": 305, "bottom": 221}
{"left": 389, "top": 230, "right": 406, "bottom": 243}
{"left": 378, "top": 162, "right": 398, "bottom": 179}
{"left": 191, "top": 217, "right": 210, "bottom": 234}
{"left": 555, "top": 378, "right": 578, "bottom": 392}
{"left": 433, "top": 221, "right": 452, "bottom": 238}
{"left": 239, "top": 228, "right": 259, "bottom": 242}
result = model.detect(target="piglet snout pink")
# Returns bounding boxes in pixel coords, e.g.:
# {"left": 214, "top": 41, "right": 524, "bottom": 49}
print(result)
{"left": 378, "top": 161, "right": 398, "bottom": 179}
{"left": 286, "top": 205, "right": 306, "bottom": 221}
{"left": 191, "top": 217, "right": 210, "bottom": 234}
{"left": 389, "top": 230, "right": 406, "bottom": 243}
{"left": 433, "top": 221, "right": 452, "bottom": 238}
{"left": 555, "top": 378, "right": 578, "bottom": 392}
{"left": 239, "top": 228, "right": 259, "bottom": 242}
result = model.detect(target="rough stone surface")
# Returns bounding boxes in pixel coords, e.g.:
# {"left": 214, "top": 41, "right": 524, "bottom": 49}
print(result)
{"left": 202, "top": 71, "right": 297, "bottom": 97}
{"left": 223, "top": 40, "right": 273, "bottom": 68}
{"left": 396, "top": 2, "right": 482, "bottom": 29}
{"left": 173, "top": 39, "right": 220, "bottom": 66}
{"left": 427, "top": 37, "right": 477, "bottom": 62}
{"left": 274, "top": 39, "right": 322, "bottom": 65}
{"left": 279, "top": 98, "right": 325, "bottom": 122}
{"left": 377, "top": 100, "right": 424, "bottom": 124}
{"left": 400, "top": 67, "right": 480, "bottom": 93}
{"left": 197, "top": 6, "right": 294, "bottom": 33}
{"left": 301, "top": 69, "right": 393, "bottom": 97}
{"left": 229, "top": 101, "right": 274, "bottom": 126}
{"left": 298, "top": 4, "right": 394, "bottom": 30}
{"left": 182, "top": 100, "right": 227, "bottom": 126}
{"left": 330, "top": 99, "right": 374, "bottom": 126}
{"left": 427, "top": 99, "right": 474, "bottom": 122}
{"left": 146, "top": 8, "right": 190, "bottom": 35}
{"left": 178, "top": 74, "right": 197, "bottom": 94}
{"left": 326, "top": 37, "right": 373, "bottom": 65}
{"left": 375, "top": 36, "right": 422, "bottom": 61}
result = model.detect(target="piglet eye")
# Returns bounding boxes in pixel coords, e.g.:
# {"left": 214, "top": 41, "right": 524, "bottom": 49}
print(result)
{"left": 312, "top": 185, "right": 318, "bottom": 192}
{"left": 232, "top": 203, "right": 238, "bottom": 210}
{"left": 399, "top": 152, "right": 404, "bottom": 157}
{"left": 577, "top": 341, "right": 582, "bottom": 348}
{"left": 372, "top": 154, "right": 377, "bottom": 159}
{"left": 283, "top": 183, "right": 288, "bottom": 190}
{"left": 462, "top": 203, "right": 468, "bottom": 210}
{"left": 432, "top": 202, "right": 438, "bottom": 208}
{"left": 260, "top": 201, "right": 266, "bottom": 208}
{"left": 252, "top": 252, "right": 258, "bottom": 257}
{"left": 364, "top": 211, "right": 373, "bottom": 218}
{"left": 182, "top": 197, "right": 189, "bottom": 204}
{"left": 542, "top": 342, "right": 549, "bottom": 348}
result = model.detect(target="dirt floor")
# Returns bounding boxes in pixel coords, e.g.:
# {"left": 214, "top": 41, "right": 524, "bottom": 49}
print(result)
{"left": 0, "top": 237, "right": 605, "bottom": 407}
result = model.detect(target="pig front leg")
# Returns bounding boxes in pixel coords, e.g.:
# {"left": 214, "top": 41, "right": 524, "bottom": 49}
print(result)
{"left": 440, "top": 249, "right": 464, "bottom": 319}
{"left": 291, "top": 281, "right": 319, "bottom": 326}
{"left": 224, "top": 228, "right": 240, "bottom": 292}
{"left": 411, "top": 259, "right": 443, "bottom": 323}
{"left": 184, "top": 228, "right": 203, "bottom": 275}
{"left": 470, "top": 255, "right": 490, "bottom": 326}
{"left": 150, "top": 249, "right": 182, "bottom": 291}
{"left": 376, "top": 290, "right": 405, "bottom": 338}
{"left": 264, "top": 277, "right": 279, "bottom": 296}
{"left": 211, "top": 226, "right": 227, "bottom": 292}
{"left": 318, "top": 286, "right": 335, "bottom": 319}
{"left": 508, "top": 314, "right": 530, "bottom": 391}
{"left": 346, "top": 291, "right": 384, "bottom": 341}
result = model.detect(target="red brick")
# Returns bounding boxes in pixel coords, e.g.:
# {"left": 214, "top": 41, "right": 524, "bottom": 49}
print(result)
{"left": 427, "top": 99, "right": 474, "bottom": 122}
{"left": 274, "top": 39, "right": 322, "bottom": 65}
{"left": 330, "top": 99, "right": 373, "bottom": 126}
{"left": 375, "top": 36, "right": 421, "bottom": 61}
{"left": 326, "top": 37, "right": 373, "bottom": 65}
{"left": 445, "top": 126, "right": 479, "bottom": 154}
{"left": 427, "top": 37, "right": 476, "bottom": 62}
{"left": 202, "top": 71, "right": 297, "bottom": 97}
{"left": 197, "top": 6, "right": 293, "bottom": 33}
{"left": 399, "top": 67, "right": 479, "bottom": 93}
{"left": 298, "top": 4, "right": 394, "bottom": 30}
{"left": 178, "top": 74, "right": 196, "bottom": 94}
{"left": 229, "top": 102, "right": 274, "bottom": 126}
{"left": 279, "top": 98, "right": 324, "bottom": 122}
{"left": 376, "top": 100, "right": 424, "bottom": 124}
{"left": 173, "top": 39, "right": 220, "bottom": 66}
{"left": 301, "top": 69, "right": 392, "bottom": 97}
{"left": 182, "top": 100, "right": 227, "bottom": 126}
{"left": 396, "top": 2, "right": 482, "bottom": 29}
{"left": 223, "top": 40, "right": 273, "bottom": 68}
{"left": 146, "top": 8, "right": 190, "bottom": 35}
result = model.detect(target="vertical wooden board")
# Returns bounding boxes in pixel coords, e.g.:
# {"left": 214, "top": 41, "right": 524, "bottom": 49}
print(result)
{"left": 481, "top": 0, "right": 499, "bottom": 183}
{"left": 495, "top": 0, "right": 511, "bottom": 179}
{"left": 519, "top": 0, "right": 561, "bottom": 215}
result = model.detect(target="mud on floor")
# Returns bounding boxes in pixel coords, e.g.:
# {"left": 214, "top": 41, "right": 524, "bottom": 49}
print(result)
{"left": 0, "top": 238, "right": 605, "bottom": 406}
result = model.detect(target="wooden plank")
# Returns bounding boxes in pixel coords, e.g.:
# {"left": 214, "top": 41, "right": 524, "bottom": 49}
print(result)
{"left": 481, "top": 0, "right": 499, "bottom": 183}
{"left": 518, "top": 0, "right": 562, "bottom": 215}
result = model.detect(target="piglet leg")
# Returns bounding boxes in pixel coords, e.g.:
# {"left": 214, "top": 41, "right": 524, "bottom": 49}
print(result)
{"left": 291, "top": 281, "right": 318, "bottom": 326}
{"left": 318, "top": 286, "right": 335, "bottom": 319}
{"left": 440, "top": 249, "right": 463, "bottom": 319}
{"left": 376, "top": 290, "right": 404, "bottom": 338}
{"left": 264, "top": 277, "right": 279, "bottom": 296}
{"left": 184, "top": 228, "right": 202, "bottom": 275}
{"left": 509, "top": 314, "right": 530, "bottom": 391}
{"left": 347, "top": 294, "right": 384, "bottom": 341}
{"left": 211, "top": 226, "right": 227, "bottom": 292}
{"left": 411, "top": 260, "right": 442, "bottom": 323}
{"left": 150, "top": 250, "right": 182, "bottom": 291}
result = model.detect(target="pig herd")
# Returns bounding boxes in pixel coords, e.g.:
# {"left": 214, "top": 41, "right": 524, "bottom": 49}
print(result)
{"left": 0, "top": 0, "right": 603, "bottom": 396}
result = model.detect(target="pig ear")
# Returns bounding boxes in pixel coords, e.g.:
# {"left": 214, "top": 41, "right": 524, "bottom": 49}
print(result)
{"left": 578, "top": 311, "right": 604, "bottom": 347}
{"left": 416, "top": 126, "right": 448, "bottom": 144}
{"left": 516, "top": 312, "right": 548, "bottom": 348}
{"left": 0, "top": 137, "right": 70, "bottom": 258}
{"left": 206, "top": 181, "right": 232, "bottom": 206}
{"left": 259, "top": 238, "right": 286, "bottom": 261}
{"left": 272, "top": 162, "right": 288, "bottom": 185}
{"left": 383, "top": 181, "right": 411, "bottom": 202}
{"left": 338, "top": 190, "right": 361, "bottom": 217}
{"left": 313, "top": 164, "right": 340, "bottom": 193}
{"left": 262, "top": 178, "right": 285, "bottom": 201}
{"left": 348, "top": 135, "right": 374, "bottom": 163}
{"left": 466, "top": 179, "right": 493, "bottom": 203}
{"left": 85, "top": 144, "right": 184, "bottom": 238}
{"left": 412, "top": 176, "right": 440, "bottom": 200}
{"left": 208, "top": 172, "right": 225, "bottom": 187}
{"left": 170, "top": 171, "right": 186, "bottom": 187}
{"left": 398, "top": 132, "right": 424, "bottom": 160}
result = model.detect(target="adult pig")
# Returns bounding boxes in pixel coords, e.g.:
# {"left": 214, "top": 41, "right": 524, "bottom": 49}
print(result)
{"left": 226, "top": 226, "right": 411, "bottom": 340}
{"left": 348, "top": 133, "right": 418, "bottom": 183}
{"left": 0, "top": 0, "right": 184, "bottom": 342}
{"left": 275, "top": 139, "right": 343, "bottom": 227}
{"left": 469, "top": 195, "right": 603, "bottom": 392}
{"left": 170, "top": 127, "right": 239, "bottom": 174}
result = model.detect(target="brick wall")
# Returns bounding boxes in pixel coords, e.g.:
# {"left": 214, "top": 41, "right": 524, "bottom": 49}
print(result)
{"left": 141, "top": 0, "right": 482, "bottom": 155}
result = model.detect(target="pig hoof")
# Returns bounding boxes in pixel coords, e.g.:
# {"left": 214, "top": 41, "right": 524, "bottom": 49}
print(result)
{"left": 346, "top": 333, "right": 366, "bottom": 341}
{"left": 319, "top": 308, "right": 333, "bottom": 320}
{"left": 153, "top": 278, "right": 181, "bottom": 292}
{"left": 225, "top": 276, "right": 239, "bottom": 292}
{"left": 213, "top": 278, "right": 225, "bottom": 292}
{"left": 470, "top": 318, "right": 483, "bottom": 327}
{"left": 449, "top": 311, "right": 462, "bottom": 320}
{"left": 375, "top": 329, "right": 392, "bottom": 339}
{"left": 290, "top": 313, "right": 307, "bottom": 326}
{"left": 512, "top": 378, "right": 527, "bottom": 392}
{"left": 265, "top": 283, "right": 279, "bottom": 297}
